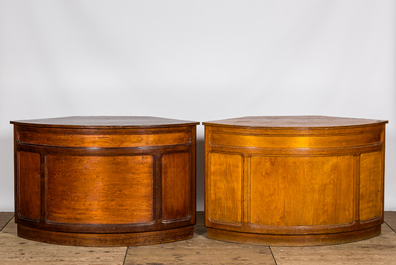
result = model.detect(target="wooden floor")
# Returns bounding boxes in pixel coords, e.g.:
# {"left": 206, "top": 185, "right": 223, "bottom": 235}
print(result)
{"left": 1, "top": 212, "right": 396, "bottom": 264}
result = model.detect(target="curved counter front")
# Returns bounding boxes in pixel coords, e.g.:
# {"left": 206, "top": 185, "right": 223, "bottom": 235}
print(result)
{"left": 11, "top": 116, "right": 198, "bottom": 247}
{"left": 203, "top": 116, "right": 388, "bottom": 246}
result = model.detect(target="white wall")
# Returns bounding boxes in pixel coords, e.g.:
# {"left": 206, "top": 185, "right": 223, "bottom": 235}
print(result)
{"left": 0, "top": 0, "right": 395, "bottom": 211}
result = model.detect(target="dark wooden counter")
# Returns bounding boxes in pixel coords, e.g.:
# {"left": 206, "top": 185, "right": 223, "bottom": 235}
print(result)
{"left": 11, "top": 116, "right": 198, "bottom": 247}
{"left": 203, "top": 116, "right": 388, "bottom": 246}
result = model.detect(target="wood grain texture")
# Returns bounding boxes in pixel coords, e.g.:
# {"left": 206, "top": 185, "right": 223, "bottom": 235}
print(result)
{"left": 17, "top": 151, "right": 41, "bottom": 221}
{"left": 204, "top": 116, "right": 387, "bottom": 246}
{"left": 210, "top": 131, "right": 381, "bottom": 148}
{"left": 47, "top": 155, "right": 154, "bottom": 224}
{"left": 11, "top": 116, "right": 197, "bottom": 246}
{"left": 125, "top": 212, "right": 276, "bottom": 265}
{"left": 360, "top": 151, "right": 383, "bottom": 221}
{"left": 208, "top": 152, "right": 243, "bottom": 224}
{"left": 385, "top": 212, "right": 396, "bottom": 232}
{"left": 1, "top": 218, "right": 127, "bottom": 265}
{"left": 162, "top": 152, "right": 191, "bottom": 221}
{"left": 0, "top": 213, "right": 14, "bottom": 231}
{"left": 19, "top": 130, "right": 190, "bottom": 147}
{"left": 11, "top": 116, "right": 199, "bottom": 128}
{"left": 2, "top": 212, "right": 396, "bottom": 264}
{"left": 18, "top": 224, "right": 194, "bottom": 247}
{"left": 207, "top": 225, "right": 381, "bottom": 246}
{"left": 270, "top": 224, "right": 396, "bottom": 265}
{"left": 203, "top": 116, "right": 387, "bottom": 128}
{"left": 250, "top": 156, "right": 354, "bottom": 226}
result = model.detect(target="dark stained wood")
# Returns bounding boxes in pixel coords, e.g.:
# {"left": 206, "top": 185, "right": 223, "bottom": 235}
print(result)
{"left": 19, "top": 129, "right": 190, "bottom": 147}
{"left": 204, "top": 116, "right": 387, "bottom": 246}
{"left": 162, "top": 152, "right": 191, "bottom": 221}
{"left": 11, "top": 116, "right": 199, "bottom": 128}
{"left": 18, "top": 224, "right": 194, "bottom": 247}
{"left": 47, "top": 155, "right": 154, "bottom": 224}
{"left": 11, "top": 116, "right": 197, "bottom": 247}
{"left": 17, "top": 151, "right": 41, "bottom": 221}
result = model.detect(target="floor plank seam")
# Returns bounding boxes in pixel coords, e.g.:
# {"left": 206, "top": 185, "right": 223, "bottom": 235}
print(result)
{"left": 384, "top": 221, "right": 396, "bottom": 233}
{"left": 122, "top": 246, "right": 129, "bottom": 265}
{"left": 269, "top": 246, "right": 278, "bottom": 265}
{"left": 0, "top": 214, "right": 14, "bottom": 232}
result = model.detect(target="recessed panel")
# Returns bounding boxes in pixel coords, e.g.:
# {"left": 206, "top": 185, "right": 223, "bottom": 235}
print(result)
{"left": 250, "top": 156, "right": 354, "bottom": 226}
{"left": 47, "top": 155, "right": 154, "bottom": 224}
{"left": 18, "top": 151, "right": 41, "bottom": 221}
{"left": 208, "top": 153, "right": 242, "bottom": 223}
{"left": 162, "top": 152, "right": 191, "bottom": 221}
{"left": 360, "top": 151, "right": 383, "bottom": 221}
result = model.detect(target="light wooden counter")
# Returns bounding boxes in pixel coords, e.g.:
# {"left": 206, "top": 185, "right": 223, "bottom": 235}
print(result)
{"left": 204, "top": 116, "right": 388, "bottom": 246}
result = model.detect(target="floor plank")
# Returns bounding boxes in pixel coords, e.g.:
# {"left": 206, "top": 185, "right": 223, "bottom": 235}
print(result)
{"left": 0, "top": 217, "right": 127, "bottom": 265}
{"left": 125, "top": 212, "right": 276, "bottom": 265}
{"left": 0, "top": 212, "right": 14, "bottom": 231}
{"left": 0, "top": 212, "right": 395, "bottom": 264}
{"left": 271, "top": 224, "right": 396, "bottom": 265}
{"left": 384, "top": 211, "right": 396, "bottom": 232}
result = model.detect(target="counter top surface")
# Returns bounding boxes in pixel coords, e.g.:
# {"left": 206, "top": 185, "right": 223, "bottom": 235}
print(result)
{"left": 203, "top": 116, "right": 388, "bottom": 129}
{"left": 11, "top": 116, "right": 199, "bottom": 129}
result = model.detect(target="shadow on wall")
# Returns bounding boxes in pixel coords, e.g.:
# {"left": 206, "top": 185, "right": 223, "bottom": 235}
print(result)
{"left": 196, "top": 138, "right": 205, "bottom": 212}
{"left": 0, "top": 134, "right": 15, "bottom": 211}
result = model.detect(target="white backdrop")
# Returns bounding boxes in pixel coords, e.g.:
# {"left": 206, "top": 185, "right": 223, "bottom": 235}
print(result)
{"left": 0, "top": 0, "right": 395, "bottom": 211}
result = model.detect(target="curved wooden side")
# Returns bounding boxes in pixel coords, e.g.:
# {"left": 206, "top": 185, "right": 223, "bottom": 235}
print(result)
{"left": 204, "top": 122, "right": 386, "bottom": 246}
{"left": 18, "top": 224, "right": 194, "bottom": 247}
{"left": 13, "top": 123, "right": 197, "bottom": 246}
{"left": 207, "top": 225, "right": 381, "bottom": 246}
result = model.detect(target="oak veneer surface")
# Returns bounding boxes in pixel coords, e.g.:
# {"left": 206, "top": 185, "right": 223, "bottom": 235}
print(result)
{"left": 11, "top": 116, "right": 198, "bottom": 247}
{"left": 204, "top": 116, "right": 388, "bottom": 246}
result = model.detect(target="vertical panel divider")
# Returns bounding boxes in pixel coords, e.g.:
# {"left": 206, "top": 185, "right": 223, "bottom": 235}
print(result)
{"left": 41, "top": 153, "right": 47, "bottom": 224}
{"left": 190, "top": 127, "right": 196, "bottom": 224}
{"left": 204, "top": 127, "right": 211, "bottom": 226}
{"left": 380, "top": 128, "right": 386, "bottom": 220}
{"left": 14, "top": 126, "right": 19, "bottom": 223}
{"left": 243, "top": 153, "right": 249, "bottom": 226}
{"left": 154, "top": 153, "right": 161, "bottom": 224}
{"left": 354, "top": 154, "right": 360, "bottom": 222}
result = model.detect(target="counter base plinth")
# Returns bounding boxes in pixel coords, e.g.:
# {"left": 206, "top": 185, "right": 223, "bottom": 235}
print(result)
{"left": 206, "top": 226, "right": 381, "bottom": 246}
{"left": 18, "top": 224, "right": 194, "bottom": 247}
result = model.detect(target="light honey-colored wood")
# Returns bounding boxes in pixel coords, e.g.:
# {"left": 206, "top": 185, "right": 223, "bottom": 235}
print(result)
{"left": 204, "top": 116, "right": 388, "bottom": 246}
{"left": 210, "top": 131, "right": 381, "bottom": 148}
{"left": 359, "top": 151, "right": 383, "bottom": 221}
{"left": 249, "top": 155, "right": 354, "bottom": 226}
{"left": 208, "top": 152, "right": 243, "bottom": 224}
